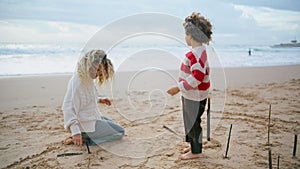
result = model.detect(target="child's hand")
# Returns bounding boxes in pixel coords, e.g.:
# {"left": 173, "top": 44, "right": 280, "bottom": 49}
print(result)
{"left": 167, "top": 87, "right": 180, "bottom": 96}
{"left": 98, "top": 98, "right": 112, "bottom": 106}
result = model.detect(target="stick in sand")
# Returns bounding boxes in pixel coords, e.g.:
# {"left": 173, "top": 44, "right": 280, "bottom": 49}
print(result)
{"left": 86, "top": 139, "right": 91, "bottom": 154}
{"left": 207, "top": 97, "right": 211, "bottom": 141}
{"left": 268, "top": 149, "right": 272, "bottom": 169}
{"left": 224, "top": 124, "right": 233, "bottom": 158}
{"left": 277, "top": 154, "right": 280, "bottom": 169}
{"left": 267, "top": 104, "right": 272, "bottom": 169}
{"left": 293, "top": 134, "right": 297, "bottom": 157}
{"left": 268, "top": 104, "right": 271, "bottom": 146}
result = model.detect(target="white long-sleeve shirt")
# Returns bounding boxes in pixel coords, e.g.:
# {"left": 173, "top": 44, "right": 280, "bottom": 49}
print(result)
{"left": 178, "top": 46, "right": 210, "bottom": 101}
{"left": 62, "top": 73, "right": 102, "bottom": 136}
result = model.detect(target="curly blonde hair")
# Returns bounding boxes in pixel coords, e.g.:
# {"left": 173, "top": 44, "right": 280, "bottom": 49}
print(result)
{"left": 77, "top": 50, "right": 114, "bottom": 86}
{"left": 183, "top": 12, "right": 213, "bottom": 44}
{"left": 97, "top": 57, "right": 114, "bottom": 85}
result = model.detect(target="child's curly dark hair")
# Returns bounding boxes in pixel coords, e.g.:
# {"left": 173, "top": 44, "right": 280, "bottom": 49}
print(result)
{"left": 183, "top": 12, "right": 212, "bottom": 44}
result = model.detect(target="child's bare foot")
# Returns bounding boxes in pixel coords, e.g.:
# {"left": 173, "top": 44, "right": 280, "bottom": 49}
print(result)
{"left": 182, "top": 147, "right": 191, "bottom": 153}
{"left": 180, "top": 151, "right": 200, "bottom": 160}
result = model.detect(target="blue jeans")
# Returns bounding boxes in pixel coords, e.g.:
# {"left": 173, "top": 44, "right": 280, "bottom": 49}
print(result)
{"left": 82, "top": 116, "right": 125, "bottom": 146}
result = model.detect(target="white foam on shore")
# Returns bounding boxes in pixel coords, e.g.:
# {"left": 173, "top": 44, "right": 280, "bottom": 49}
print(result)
{"left": 0, "top": 42, "right": 300, "bottom": 77}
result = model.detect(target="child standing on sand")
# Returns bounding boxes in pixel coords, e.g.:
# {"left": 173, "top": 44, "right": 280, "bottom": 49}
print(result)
{"left": 167, "top": 12, "right": 212, "bottom": 160}
{"left": 62, "top": 50, "right": 124, "bottom": 148}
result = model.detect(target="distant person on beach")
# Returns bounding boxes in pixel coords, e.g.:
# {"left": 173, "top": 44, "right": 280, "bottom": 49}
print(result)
{"left": 62, "top": 50, "right": 124, "bottom": 148}
{"left": 167, "top": 12, "right": 212, "bottom": 160}
{"left": 248, "top": 48, "right": 251, "bottom": 56}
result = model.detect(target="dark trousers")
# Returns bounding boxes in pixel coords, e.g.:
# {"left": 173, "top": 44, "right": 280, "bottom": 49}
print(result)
{"left": 182, "top": 97, "right": 207, "bottom": 154}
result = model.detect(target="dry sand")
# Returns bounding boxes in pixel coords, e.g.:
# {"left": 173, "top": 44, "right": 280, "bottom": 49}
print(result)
{"left": 0, "top": 65, "right": 300, "bottom": 169}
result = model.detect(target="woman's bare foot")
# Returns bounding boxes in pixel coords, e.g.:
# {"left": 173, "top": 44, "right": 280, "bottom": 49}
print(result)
{"left": 182, "top": 147, "right": 191, "bottom": 153}
{"left": 180, "top": 151, "right": 200, "bottom": 160}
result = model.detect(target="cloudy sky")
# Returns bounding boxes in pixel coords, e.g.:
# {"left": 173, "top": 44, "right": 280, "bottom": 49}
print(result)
{"left": 0, "top": 0, "right": 299, "bottom": 45}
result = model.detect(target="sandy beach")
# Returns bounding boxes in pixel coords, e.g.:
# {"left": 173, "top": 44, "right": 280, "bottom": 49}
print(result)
{"left": 0, "top": 65, "right": 300, "bottom": 169}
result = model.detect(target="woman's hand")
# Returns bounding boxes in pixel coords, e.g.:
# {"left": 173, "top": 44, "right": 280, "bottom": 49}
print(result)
{"left": 167, "top": 87, "right": 180, "bottom": 96}
{"left": 98, "top": 98, "right": 112, "bottom": 106}
{"left": 72, "top": 134, "right": 83, "bottom": 148}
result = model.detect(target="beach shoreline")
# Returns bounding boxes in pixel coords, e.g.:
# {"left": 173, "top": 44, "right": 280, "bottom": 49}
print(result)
{"left": 0, "top": 65, "right": 299, "bottom": 110}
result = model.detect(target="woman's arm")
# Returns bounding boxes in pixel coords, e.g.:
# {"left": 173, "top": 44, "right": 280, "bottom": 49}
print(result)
{"left": 62, "top": 79, "right": 81, "bottom": 136}
{"left": 62, "top": 79, "right": 83, "bottom": 148}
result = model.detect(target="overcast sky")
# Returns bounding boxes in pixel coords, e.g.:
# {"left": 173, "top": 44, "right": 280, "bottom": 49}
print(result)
{"left": 0, "top": 0, "right": 299, "bottom": 45}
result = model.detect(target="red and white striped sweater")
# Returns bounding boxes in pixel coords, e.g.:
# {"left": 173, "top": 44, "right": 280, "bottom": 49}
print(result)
{"left": 178, "top": 46, "right": 210, "bottom": 101}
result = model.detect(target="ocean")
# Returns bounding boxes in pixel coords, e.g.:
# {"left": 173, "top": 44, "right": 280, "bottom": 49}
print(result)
{"left": 0, "top": 42, "right": 299, "bottom": 77}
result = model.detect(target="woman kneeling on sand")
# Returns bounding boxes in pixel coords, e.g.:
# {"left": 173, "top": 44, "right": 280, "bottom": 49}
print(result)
{"left": 62, "top": 49, "right": 124, "bottom": 148}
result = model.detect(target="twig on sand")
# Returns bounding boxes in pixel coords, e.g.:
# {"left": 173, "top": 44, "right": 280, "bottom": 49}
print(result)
{"left": 57, "top": 152, "right": 83, "bottom": 157}
{"left": 163, "top": 125, "right": 180, "bottom": 137}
